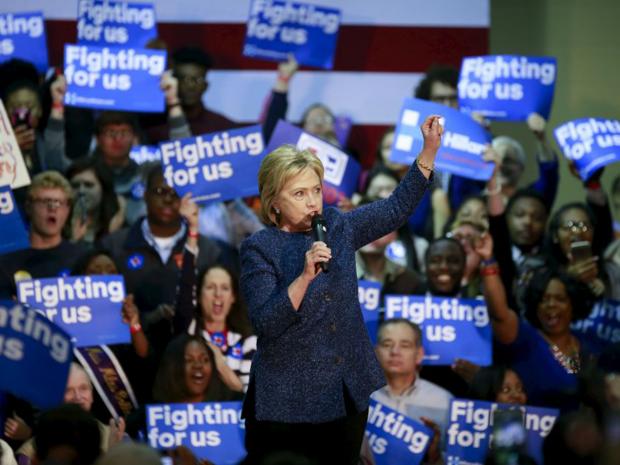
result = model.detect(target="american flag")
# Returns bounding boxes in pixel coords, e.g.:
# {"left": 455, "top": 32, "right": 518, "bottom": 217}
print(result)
{"left": 27, "top": 0, "right": 488, "bottom": 166}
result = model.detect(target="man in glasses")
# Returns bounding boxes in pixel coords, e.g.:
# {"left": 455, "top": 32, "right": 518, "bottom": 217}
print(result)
{"left": 143, "top": 46, "right": 239, "bottom": 144}
{"left": 101, "top": 164, "right": 238, "bottom": 356}
{"left": 0, "top": 171, "right": 87, "bottom": 298}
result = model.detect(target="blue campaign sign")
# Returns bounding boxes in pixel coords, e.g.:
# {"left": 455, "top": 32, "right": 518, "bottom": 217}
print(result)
{"left": 446, "top": 399, "right": 558, "bottom": 465}
{"left": 390, "top": 98, "right": 494, "bottom": 181}
{"left": 244, "top": 0, "right": 341, "bottom": 69}
{"left": 384, "top": 295, "right": 492, "bottom": 366}
{"left": 572, "top": 299, "right": 620, "bottom": 355}
{"left": 267, "top": 120, "right": 361, "bottom": 205}
{"left": 0, "top": 12, "right": 48, "bottom": 73}
{"left": 554, "top": 118, "right": 620, "bottom": 181}
{"left": 366, "top": 399, "right": 432, "bottom": 465}
{"left": 0, "top": 185, "right": 29, "bottom": 255}
{"left": 147, "top": 402, "right": 245, "bottom": 465}
{"left": 358, "top": 280, "right": 382, "bottom": 345}
{"left": 16, "top": 275, "right": 129, "bottom": 347}
{"left": 130, "top": 144, "right": 161, "bottom": 164}
{"left": 458, "top": 55, "right": 557, "bottom": 121}
{"left": 0, "top": 300, "right": 72, "bottom": 408}
{"left": 77, "top": 0, "right": 157, "bottom": 48}
{"left": 64, "top": 44, "right": 166, "bottom": 113}
{"left": 160, "top": 125, "right": 265, "bottom": 204}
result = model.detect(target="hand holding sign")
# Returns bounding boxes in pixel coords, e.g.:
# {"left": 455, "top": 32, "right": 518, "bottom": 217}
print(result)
{"left": 179, "top": 193, "right": 199, "bottom": 232}
{"left": 160, "top": 70, "right": 180, "bottom": 107}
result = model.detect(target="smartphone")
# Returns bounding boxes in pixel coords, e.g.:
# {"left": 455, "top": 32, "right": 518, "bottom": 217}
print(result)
{"left": 491, "top": 409, "right": 526, "bottom": 465}
{"left": 570, "top": 240, "right": 592, "bottom": 263}
{"left": 10, "top": 107, "right": 31, "bottom": 129}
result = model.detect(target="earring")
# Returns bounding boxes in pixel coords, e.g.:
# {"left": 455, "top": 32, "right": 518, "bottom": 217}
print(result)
{"left": 274, "top": 207, "right": 280, "bottom": 214}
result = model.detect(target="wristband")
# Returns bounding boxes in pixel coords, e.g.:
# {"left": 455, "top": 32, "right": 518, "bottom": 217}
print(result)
{"left": 167, "top": 101, "right": 181, "bottom": 109}
{"left": 188, "top": 230, "right": 199, "bottom": 239}
{"left": 52, "top": 101, "right": 64, "bottom": 110}
{"left": 585, "top": 180, "right": 601, "bottom": 190}
{"left": 481, "top": 258, "right": 497, "bottom": 267}
{"left": 130, "top": 323, "right": 142, "bottom": 334}
{"left": 480, "top": 266, "right": 500, "bottom": 277}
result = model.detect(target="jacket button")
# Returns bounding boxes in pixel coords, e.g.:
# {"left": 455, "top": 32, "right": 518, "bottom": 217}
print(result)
{"left": 329, "top": 323, "right": 337, "bottom": 333}
{"left": 335, "top": 356, "right": 343, "bottom": 365}
{"left": 325, "top": 293, "right": 332, "bottom": 302}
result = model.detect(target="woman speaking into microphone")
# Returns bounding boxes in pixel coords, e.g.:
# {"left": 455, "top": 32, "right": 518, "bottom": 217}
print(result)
{"left": 240, "top": 115, "right": 442, "bottom": 464}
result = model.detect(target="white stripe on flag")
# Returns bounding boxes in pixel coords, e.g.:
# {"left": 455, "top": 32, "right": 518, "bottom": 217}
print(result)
{"left": 205, "top": 70, "right": 424, "bottom": 125}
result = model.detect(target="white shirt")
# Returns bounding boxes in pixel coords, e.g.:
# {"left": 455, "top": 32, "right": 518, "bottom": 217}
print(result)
{"left": 371, "top": 377, "right": 453, "bottom": 440}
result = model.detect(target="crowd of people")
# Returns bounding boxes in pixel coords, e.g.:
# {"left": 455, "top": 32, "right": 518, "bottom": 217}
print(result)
{"left": 0, "top": 36, "right": 619, "bottom": 465}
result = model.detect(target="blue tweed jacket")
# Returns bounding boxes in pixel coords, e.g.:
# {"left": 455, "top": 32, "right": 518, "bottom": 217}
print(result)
{"left": 240, "top": 164, "right": 431, "bottom": 423}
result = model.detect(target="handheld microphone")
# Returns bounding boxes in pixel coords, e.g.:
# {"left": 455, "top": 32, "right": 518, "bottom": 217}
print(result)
{"left": 311, "top": 214, "right": 329, "bottom": 273}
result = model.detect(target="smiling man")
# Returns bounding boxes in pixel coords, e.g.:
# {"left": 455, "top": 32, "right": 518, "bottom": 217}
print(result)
{"left": 0, "top": 171, "right": 87, "bottom": 299}
{"left": 424, "top": 237, "right": 466, "bottom": 296}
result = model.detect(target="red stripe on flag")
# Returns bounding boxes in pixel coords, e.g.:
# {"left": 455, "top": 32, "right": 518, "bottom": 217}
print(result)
{"left": 45, "top": 20, "right": 487, "bottom": 72}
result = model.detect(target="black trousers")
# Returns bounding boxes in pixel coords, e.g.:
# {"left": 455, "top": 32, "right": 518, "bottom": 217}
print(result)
{"left": 241, "top": 387, "right": 368, "bottom": 465}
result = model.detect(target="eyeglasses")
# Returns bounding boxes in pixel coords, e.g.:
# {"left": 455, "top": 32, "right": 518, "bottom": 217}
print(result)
{"left": 30, "top": 197, "right": 70, "bottom": 209}
{"left": 150, "top": 186, "right": 179, "bottom": 200}
{"left": 176, "top": 75, "right": 206, "bottom": 86}
{"left": 430, "top": 94, "right": 458, "bottom": 105}
{"left": 101, "top": 129, "right": 134, "bottom": 140}
{"left": 305, "top": 115, "right": 334, "bottom": 126}
{"left": 559, "top": 221, "right": 591, "bottom": 233}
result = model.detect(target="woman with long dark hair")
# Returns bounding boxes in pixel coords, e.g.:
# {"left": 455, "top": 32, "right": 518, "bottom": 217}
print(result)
{"left": 66, "top": 157, "right": 124, "bottom": 243}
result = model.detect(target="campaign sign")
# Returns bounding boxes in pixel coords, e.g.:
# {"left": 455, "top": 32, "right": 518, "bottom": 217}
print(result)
{"left": 446, "top": 399, "right": 558, "bottom": 465}
{"left": 458, "top": 55, "right": 557, "bottom": 121}
{"left": 17, "top": 275, "right": 129, "bottom": 347}
{"left": 266, "top": 120, "right": 361, "bottom": 205}
{"left": 130, "top": 144, "right": 161, "bottom": 164}
{"left": 390, "top": 98, "right": 494, "bottom": 181}
{"left": 384, "top": 295, "right": 492, "bottom": 366}
{"left": 64, "top": 44, "right": 166, "bottom": 112}
{"left": 366, "top": 399, "right": 432, "bottom": 465}
{"left": 0, "top": 100, "right": 30, "bottom": 189}
{"left": 0, "top": 11, "right": 48, "bottom": 73}
{"left": 160, "top": 125, "right": 265, "bottom": 204}
{"left": 244, "top": 0, "right": 341, "bottom": 69}
{"left": 554, "top": 118, "right": 620, "bottom": 181}
{"left": 358, "top": 280, "right": 382, "bottom": 345}
{"left": 0, "top": 300, "right": 72, "bottom": 408}
{"left": 147, "top": 402, "right": 245, "bottom": 465}
{"left": 572, "top": 299, "right": 620, "bottom": 354}
{"left": 77, "top": 0, "right": 157, "bottom": 48}
{"left": 0, "top": 185, "right": 29, "bottom": 254}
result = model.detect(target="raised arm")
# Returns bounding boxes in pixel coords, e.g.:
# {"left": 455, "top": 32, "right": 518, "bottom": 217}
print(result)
{"left": 173, "top": 194, "right": 200, "bottom": 334}
{"left": 42, "top": 74, "right": 71, "bottom": 172}
{"left": 475, "top": 232, "right": 519, "bottom": 344}
{"left": 262, "top": 55, "right": 297, "bottom": 142}
{"left": 347, "top": 115, "right": 441, "bottom": 250}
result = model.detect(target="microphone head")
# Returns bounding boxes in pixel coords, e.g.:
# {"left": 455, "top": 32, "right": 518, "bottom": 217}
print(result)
{"left": 311, "top": 214, "right": 325, "bottom": 228}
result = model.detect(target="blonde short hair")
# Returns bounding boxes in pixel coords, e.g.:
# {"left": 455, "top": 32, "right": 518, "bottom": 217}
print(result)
{"left": 27, "top": 170, "right": 74, "bottom": 203}
{"left": 258, "top": 145, "right": 324, "bottom": 225}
